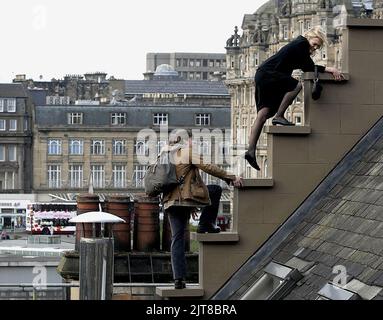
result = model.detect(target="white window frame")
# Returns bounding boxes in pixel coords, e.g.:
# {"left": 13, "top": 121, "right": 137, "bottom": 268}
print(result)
{"left": 0, "top": 99, "right": 4, "bottom": 112}
{"left": 48, "top": 165, "right": 62, "bottom": 189}
{"left": 198, "top": 141, "right": 211, "bottom": 156}
{"left": 69, "top": 165, "right": 83, "bottom": 188}
{"left": 0, "top": 119, "right": 5, "bottom": 131}
{"left": 157, "top": 140, "right": 167, "bottom": 155}
{"left": 69, "top": 139, "right": 83, "bottom": 155}
{"left": 0, "top": 145, "right": 5, "bottom": 161}
{"left": 195, "top": 113, "right": 211, "bottom": 126}
{"left": 68, "top": 112, "right": 83, "bottom": 125}
{"left": 133, "top": 165, "right": 146, "bottom": 188}
{"left": 48, "top": 139, "right": 62, "bottom": 155}
{"left": 134, "top": 140, "right": 148, "bottom": 156}
{"left": 111, "top": 113, "right": 127, "bottom": 125}
{"left": 113, "top": 165, "right": 126, "bottom": 188}
{"left": 9, "top": 119, "right": 17, "bottom": 131}
{"left": 153, "top": 113, "right": 168, "bottom": 126}
{"left": 283, "top": 25, "right": 288, "bottom": 40}
{"left": 91, "top": 165, "right": 105, "bottom": 188}
{"left": 8, "top": 145, "right": 17, "bottom": 162}
{"left": 6, "top": 99, "right": 16, "bottom": 112}
{"left": 113, "top": 140, "right": 126, "bottom": 155}
{"left": 91, "top": 140, "right": 105, "bottom": 155}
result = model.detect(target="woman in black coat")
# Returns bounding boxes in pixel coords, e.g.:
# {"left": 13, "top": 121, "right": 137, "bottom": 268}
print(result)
{"left": 245, "top": 27, "right": 343, "bottom": 170}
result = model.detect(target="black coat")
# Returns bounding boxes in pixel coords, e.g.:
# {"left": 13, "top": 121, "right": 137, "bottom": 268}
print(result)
{"left": 255, "top": 35, "right": 325, "bottom": 114}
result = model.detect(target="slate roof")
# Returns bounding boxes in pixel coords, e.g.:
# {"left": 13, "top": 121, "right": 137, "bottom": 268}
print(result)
{"left": 0, "top": 83, "right": 28, "bottom": 98}
{"left": 125, "top": 80, "right": 229, "bottom": 96}
{"left": 213, "top": 116, "right": 383, "bottom": 300}
{"left": 35, "top": 105, "right": 231, "bottom": 128}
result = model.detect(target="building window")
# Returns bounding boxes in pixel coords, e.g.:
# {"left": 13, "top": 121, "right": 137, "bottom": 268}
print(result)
{"left": 321, "top": 18, "right": 327, "bottom": 30}
{"left": 133, "top": 165, "right": 146, "bottom": 188}
{"left": 203, "top": 59, "right": 208, "bottom": 67}
{"left": 111, "top": 113, "right": 127, "bottom": 125}
{"left": 182, "top": 59, "right": 188, "bottom": 67}
{"left": 91, "top": 165, "right": 105, "bottom": 188}
{"left": 209, "top": 60, "right": 214, "bottom": 67}
{"left": 8, "top": 145, "right": 16, "bottom": 162}
{"left": 189, "top": 73, "right": 194, "bottom": 80}
{"left": 294, "top": 116, "right": 302, "bottom": 125}
{"left": 199, "top": 141, "right": 211, "bottom": 155}
{"left": 254, "top": 53, "right": 259, "bottom": 67}
{"left": 203, "top": 72, "right": 208, "bottom": 80}
{"left": 321, "top": 47, "right": 327, "bottom": 60}
{"left": 134, "top": 140, "right": 149, "bottom": 156}
{"left": 189, "top": 59, "right": 194, "bottom": 67}
{"left": 68, "top": 112, "right": 83, "bottom": 125}
{"left": 48, "top": 165, "right": 61, "bottom": 189}
{"left": 305, "top": 20, "right": 311, "bottom": 32}
{"left": 113, "top": 165, "right": 126, "bottom": 188}
{"left": 200, "top": 170, "right": 211, "bottom": 185}
{"left": 0, "top": 145, "right": 5, "bottom": 161}
{"left": 195, "top": 113, "right": 211, "bottom": 126}
{"left": 195, "top": 72, "right": 201, "bottom": 80}
{"left": 91, "top": 140, "right": 105, "bottom": 155}
{"left": 69, "top": 165, "right": 83, "bottom": 188}
{"left": 241, "top": 118, "right": 248, "bottom": 145}
{"left": 282, "top": 25, "right": 288, "bottom": 40}
{"left": 317, "top": 283, "right": 361, "bottom": 300}
{"left": 196, "top": 60, "right": 201, "bottom": 67}
{"left": 240, "top": 261, "right": 303, "bottom": 300}
{"left": 299, "top": 21, "right": 304, "bottom": 35}
{"left": 0, "top": 119, "right": 5, "bottom": 131}
{"left": 113, "top": 140, "right": 126, "bottom": 155}
{"left": 176, "top": 59, "right": 181, "bottom": 67}
{"left": 48, "top": 139, "right": 62, "bottom": 155}
{"left": 157, "top": 140, "right": 167, "bottom": 154}
{"left": 153, "top": 113, "right": 168, "bottom": 126}
{"left": 9, "top": 119, "right": 17, "bottom": 131}
{"left": 2, "top": 98, "right": 16, "bottom": 112}
{"left": 69, "top": 139, "right": 83, "bottom": 155}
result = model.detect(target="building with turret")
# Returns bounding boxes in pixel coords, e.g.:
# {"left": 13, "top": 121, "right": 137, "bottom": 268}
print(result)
{"left": 225, "top": 0, "right": 380, "bottom": 179}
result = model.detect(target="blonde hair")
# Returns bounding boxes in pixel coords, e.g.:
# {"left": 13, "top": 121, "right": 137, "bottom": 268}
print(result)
{"left": 304, "top": 26, "right": 328, "bottom": 48}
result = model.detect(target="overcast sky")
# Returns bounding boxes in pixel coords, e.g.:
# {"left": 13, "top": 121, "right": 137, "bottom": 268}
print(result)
{"left": 0, "top": 0, "right": 266, "bottom": 82}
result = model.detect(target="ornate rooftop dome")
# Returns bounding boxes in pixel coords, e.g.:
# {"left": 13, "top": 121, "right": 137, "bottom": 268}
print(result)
{"left": 154, "top": 64, "right": 179, "bottom": 77}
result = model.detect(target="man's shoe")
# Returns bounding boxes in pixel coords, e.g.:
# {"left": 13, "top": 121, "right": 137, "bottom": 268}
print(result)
{"left": 174, "top": 279, "right": 186, "bottom": 289}
{"left": 197, "top": 224, "right": 221, "bottom": 233}
{"left": 244, "top": 151, "right": 260, "bottom": 171}
{"left": 272, "top": 117, "right": 295, "bottom": 126}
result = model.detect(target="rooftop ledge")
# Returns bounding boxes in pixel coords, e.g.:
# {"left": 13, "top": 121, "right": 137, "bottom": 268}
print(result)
{"left": 264, "top": 125, "right": 311, "bottom": 135}
{"left": 156, "top": 286, "right": 204, "bottom": 298}
{"left": 303, "top": 72, "right": 350, "bottom": 81}
{"left": 191, "top": 231, "right": 239, "bottom": 242}
{"left": 347, "top": 17, "right": 383, "bottom": 28}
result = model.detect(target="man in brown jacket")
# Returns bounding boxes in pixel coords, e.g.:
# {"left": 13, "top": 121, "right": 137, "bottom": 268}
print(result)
{"left": 162, "top": 129, "right": 243, "bottom": 289}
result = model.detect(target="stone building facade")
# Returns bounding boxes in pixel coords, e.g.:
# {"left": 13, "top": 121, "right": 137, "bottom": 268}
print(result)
{"left": 146, "top": 53, "right": 227, "bottom": 81}
{"left": 225, "top": 0, "right": 379, "bottom": 178}
{"left": 33, "top": 67, "right": 232, "bottom": 214}
{"left": 13, "top": 72, "right": 121, "bottom": 106}
{"left": 0, "top": 84, "right": 33, "bottom": 194}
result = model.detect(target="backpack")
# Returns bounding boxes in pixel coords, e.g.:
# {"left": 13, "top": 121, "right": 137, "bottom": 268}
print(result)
{"left": 144, "top": 149, "right": 182, "bottom": 197}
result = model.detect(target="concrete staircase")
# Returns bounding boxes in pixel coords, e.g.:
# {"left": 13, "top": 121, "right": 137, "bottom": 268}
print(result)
{"left": 156, "top": 18, "right": 383, "bottom": 299}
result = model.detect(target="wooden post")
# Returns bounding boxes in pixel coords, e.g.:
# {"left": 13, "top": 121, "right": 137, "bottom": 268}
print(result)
{"left": 79, "top": 237, "right": 114, "bottom": 300}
